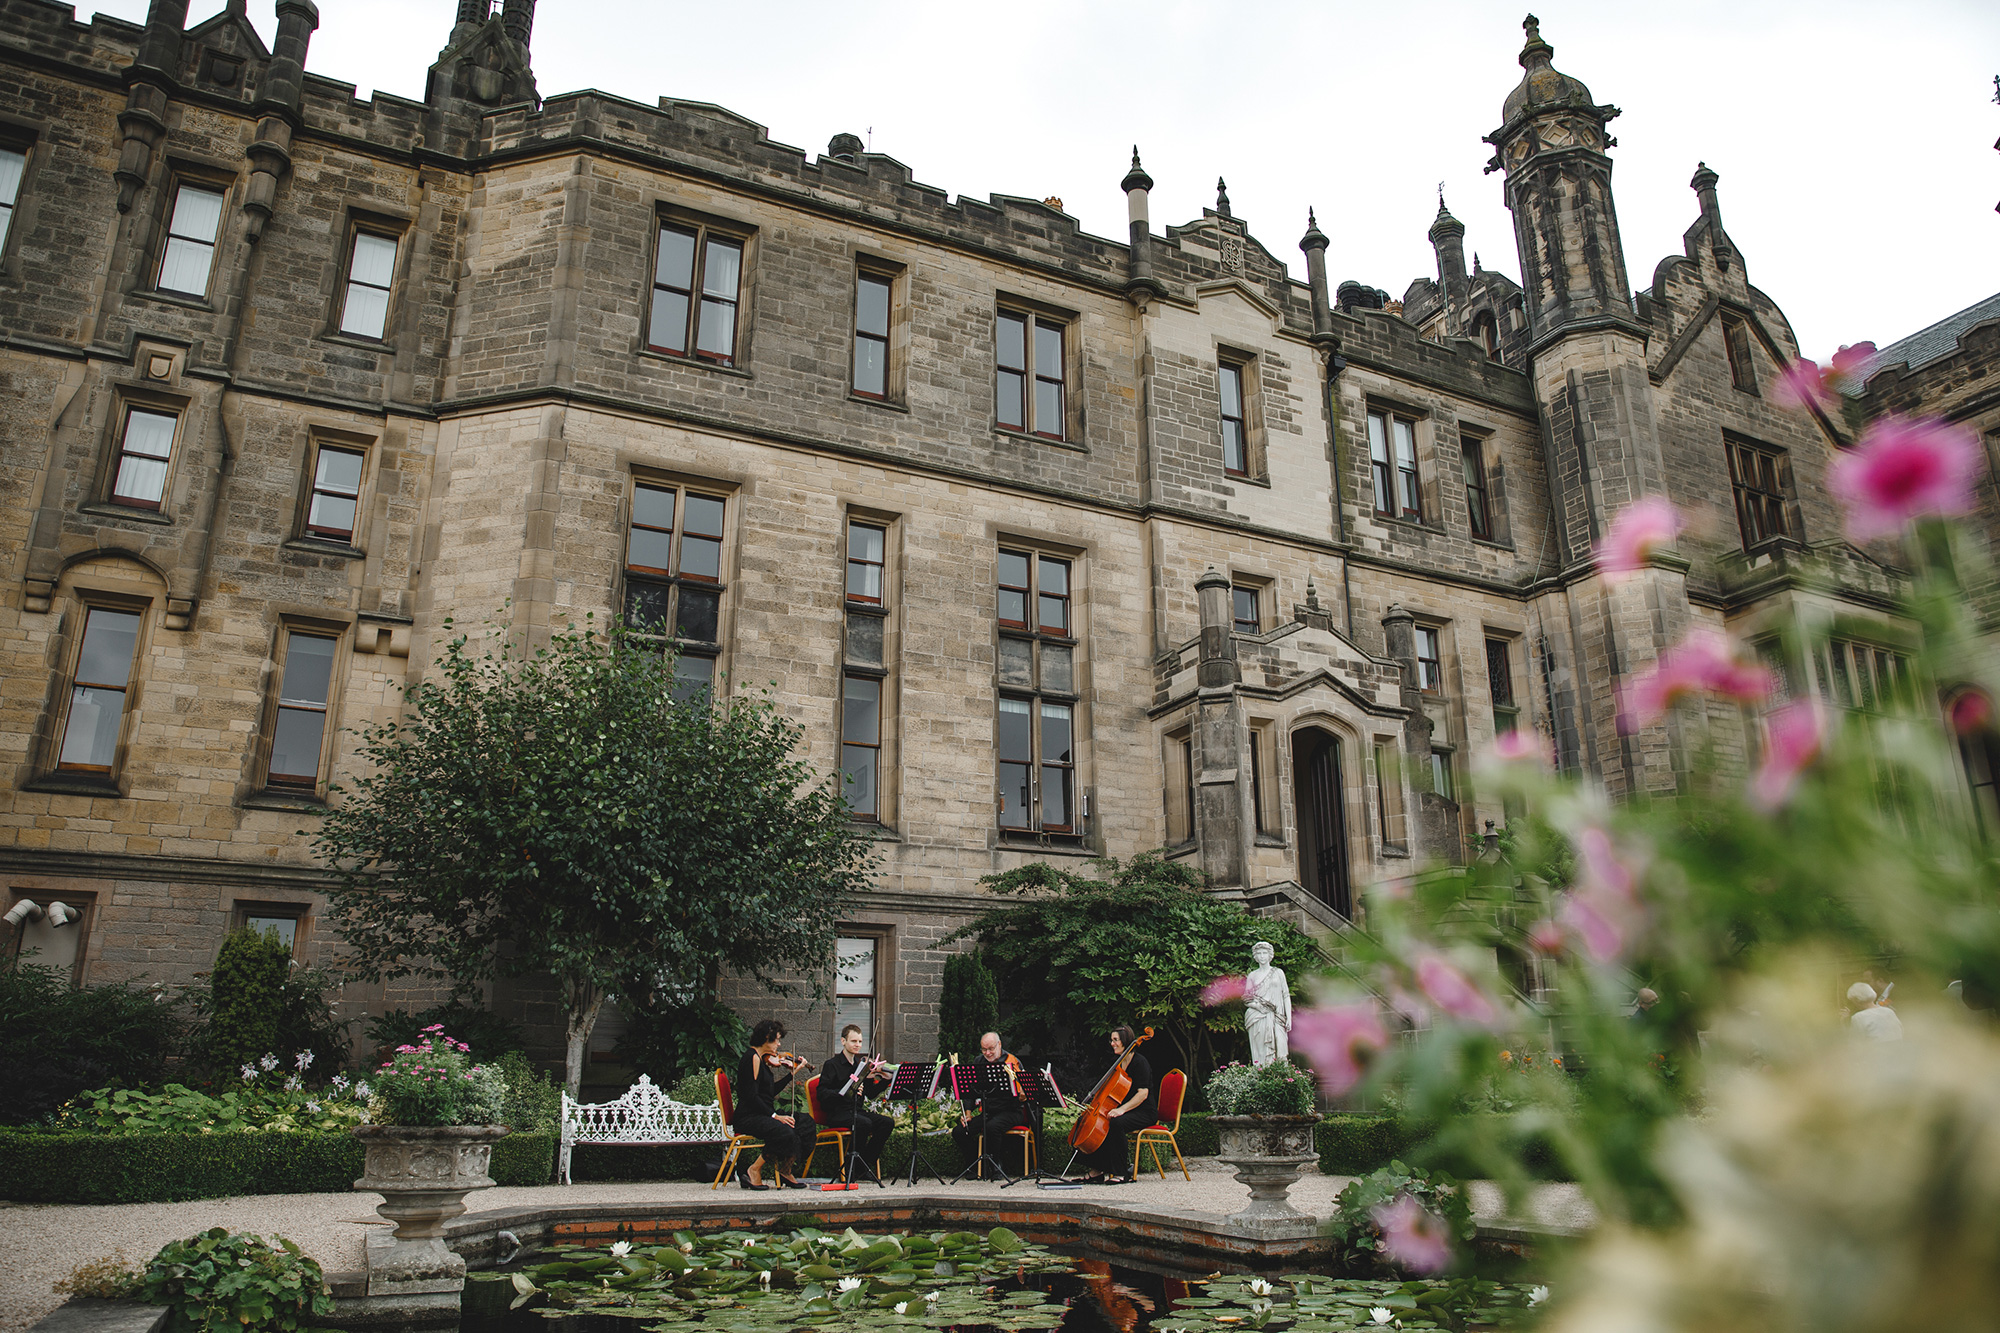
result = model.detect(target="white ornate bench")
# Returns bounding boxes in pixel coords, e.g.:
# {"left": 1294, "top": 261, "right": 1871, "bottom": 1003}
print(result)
{"left": 558, "top": 1074, "right": 730, "bottom": 1184}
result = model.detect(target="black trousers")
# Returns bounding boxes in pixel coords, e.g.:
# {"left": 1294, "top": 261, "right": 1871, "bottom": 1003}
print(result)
{"left": 820, "top": 1106, "right": 894, "bottom": 1171}
{"left": 736, "top": 1110, "right": 816, "bottom": 1174}
{"left": 1080, "top": 1112, "right": 1158, "bottom": 1176}
{"left": 953, "top": 1108, "right": 1033, "bottom": 1173}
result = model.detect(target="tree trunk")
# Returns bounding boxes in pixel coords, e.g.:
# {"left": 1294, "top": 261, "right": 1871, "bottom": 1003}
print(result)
{"left": 563, "top": 979, "right": 606, "bottom": 1101}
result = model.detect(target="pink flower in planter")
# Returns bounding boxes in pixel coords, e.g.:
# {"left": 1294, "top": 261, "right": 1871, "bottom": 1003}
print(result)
{"left": 1830, "top": 416, "right": 1982, "bottom": 541}
{"left": 1594, "top": 496, "right": 1682, "bottom": 583}
{"left": 1414, "top": 954, "right": 1500, "bottom": 1027}
{"left": 1371, "top": 1193, "right": 1453, "bottom": 1274}
{"left": 1290, "top": 1002, "right": 1389, "bottom": 1096}
{"left": 1751, "top": 700, "right": 1826, "bottom": 810}
{"left": 1201, "top": 975, "right": 1250, "bottom": 1006}
{"left": 1619, "top": 631, "right": 1773, "bottom": 732}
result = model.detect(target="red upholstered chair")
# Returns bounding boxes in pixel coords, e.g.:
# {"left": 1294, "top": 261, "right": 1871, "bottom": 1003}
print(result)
{"left": 803, "top": 1075, "right": 855, "bottom": 1179}
{"left": 710, "top": 1068, "right": 765, "bottom": 1189}
{"left": 1132, "top": 1068, "right": 1190, "bottom": 1180}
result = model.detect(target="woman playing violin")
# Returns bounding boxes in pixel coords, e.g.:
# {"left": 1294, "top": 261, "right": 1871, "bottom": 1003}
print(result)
{"left": 733, "top": 1019, "right": 815, "bottom": 1189}
{"left": 1079, "top": 1026, "right": 1154, "bottom": 1184}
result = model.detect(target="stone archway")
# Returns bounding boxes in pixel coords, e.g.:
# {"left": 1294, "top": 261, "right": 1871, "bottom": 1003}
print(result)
{"left": 1291, "top": 725, "right": 1352, "bottom": 918}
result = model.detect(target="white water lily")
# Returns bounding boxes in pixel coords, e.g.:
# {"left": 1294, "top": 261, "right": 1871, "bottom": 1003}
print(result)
{"left": 924, "top": 1289, "right": 942, "bottom": 1303}
{"left": 836, "top": 1277, "right": 863, "bottom": 1293}
{"left": 1370, "top": 1308, "right": 1395, "bottom": 1325}
{"left": 758, "top": 1270, "right": 772, "bottom": 1286}
{"left": 893, "top": 1302, "right": 910, "bottom": 1314}
{"left": 680, "top": 1241, "right": 695, "bottom": 1253}
{"left": 609, "top": 1241, "right": 632, "bottom": 1258}
{"left": 1247, "top": 1278, "right": 1273, "bottom": 1297}
{"left": 1529, "top": 1286, "right": 1550, "bottom": 1306}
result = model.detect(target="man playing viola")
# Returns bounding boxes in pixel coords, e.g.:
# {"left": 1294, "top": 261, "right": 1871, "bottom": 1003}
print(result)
{"left": 950, "top": 1031, "right": 1030, "bottom": 1174}
{"left": 818, "top": 1023, "right": 894, "bottom": 1174}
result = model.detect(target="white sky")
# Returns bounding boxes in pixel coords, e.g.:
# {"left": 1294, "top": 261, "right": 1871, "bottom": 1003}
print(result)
{"left": 91, "top": 0, "right": 2000, "bottom": 358}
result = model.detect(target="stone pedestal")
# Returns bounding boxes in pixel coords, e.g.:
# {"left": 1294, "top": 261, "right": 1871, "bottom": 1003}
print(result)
{"left": 352, "top": 1124, "right": 507, "bottom": 1239}
{"left": 1211, "top": 1114, "right": 1320, "bottom": 1240}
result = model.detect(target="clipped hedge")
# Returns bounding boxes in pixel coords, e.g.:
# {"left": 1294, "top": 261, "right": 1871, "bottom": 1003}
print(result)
{"left": 1316, "top": 1114, "right": 1421, "bottom": 1175}
{"left": 0, "top": 1128, "right": 557, "bottom": 1204}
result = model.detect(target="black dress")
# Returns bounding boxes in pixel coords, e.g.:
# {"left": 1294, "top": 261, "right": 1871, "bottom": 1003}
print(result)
{"left": 733, "top": 1049, "right": 815, "bottom": 1175}
{"left": 1079, "top": 1051, "right": 1155, "bottom": 1178}
{"left": 817, "top": 1051, "right": 894, "bottom": 1171}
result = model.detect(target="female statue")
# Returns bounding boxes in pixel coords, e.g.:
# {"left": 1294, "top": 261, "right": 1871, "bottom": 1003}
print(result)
{"left": 1244, "top": 939, "right": 1292, "bottom": 1065}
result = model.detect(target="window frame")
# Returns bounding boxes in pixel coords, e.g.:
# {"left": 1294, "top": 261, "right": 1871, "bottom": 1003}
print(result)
{"left": 302, "top": 440, "right": 368, "bottom": 544}
{"left": 850, "top": 266, "right": 895, "bottom": 401}
{"left": 846, "top": 520, "right": 887, "bottom": 607}
{"left": 1414, "top": 625, "right": 1444, "bottom": 695}
{"left": 1220, "top": 359, "right": 1249, "bottom": 476}
{"left": 1486, "top": 636, "right": 1520, "bottom": 734}
{"left": 153, "top": 176, "right": 230, "bottom": 299}
{"left": 263, "top": 627, "right": 342, "bottom": 794}
{"left": 1164, "top": 726, "right": 1196, "bottom": 848}
{"left": 1726, "top": 435, "right": 1795, "bottom": 549}
{"left": 106, "top": 404, "right": 182, "bottom": 512}
{"left": 841, "top": 672, "right": 883, "bottom": 822}
{"left": 995, "top": 306, "right": 1073, "bottom": 441}
{"left": 1463, "top": 437, "right": 1493, "bottom": 539}
{"left": 0, "top": 135, "right": 29, "bottom": 262}
{"left": 646, "top": 215, "right": 749, "bottom": 368}
{"left": 1374, "top": 741, "right": 1409, "bottom": 855}
{"left": 995, "top": 544, "right": 1082, "bottom": 838}
{"left": 53, "top": 602, "right": 146, "bottom": 778}
{"left": 1232, "top": 584, "right": 1261, "bottom": 636}
{"left": 334, "top": 223, "right": 401, "bottom": 342}
{"left": 7, "top": 890, "right": 96, "bottom": 985}
{"left": 834, "top": 934, "right": 883, "bottom": 1050}
{"left": 1249, "top": 720, "right": 1282, "bottom": 838}
{"left": 1367, "top": 408, "right": 1424, "bottom": 521}
{"left": 232, "top": 900, "right": 310, "bottom": 957}
{"left": 621, "top": 476, "right": 732, "bottom": 692}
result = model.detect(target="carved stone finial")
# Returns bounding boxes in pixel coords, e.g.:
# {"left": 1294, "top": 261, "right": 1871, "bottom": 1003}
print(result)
{"left": 1305, "top": 576, "right": 1320, "bottom": 609}
{"left": 1520, "top": 12, "right": 1554, "bottom": 67}
{"left": 1121, "top": 146, "right": 1154, "bottom": 194}
{"left": 1215, "top": 176, "right": 1232, "bottom": 218}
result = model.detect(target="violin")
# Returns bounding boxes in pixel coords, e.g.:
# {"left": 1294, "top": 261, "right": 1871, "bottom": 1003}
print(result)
{"left": 1068, "top": 1027, "right": 1154, "bottom": 1154}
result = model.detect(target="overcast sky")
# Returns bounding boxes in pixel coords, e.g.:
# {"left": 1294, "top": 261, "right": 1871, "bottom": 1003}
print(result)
{"left": 94, "top": 0, "right": 2000, "bottom": 358}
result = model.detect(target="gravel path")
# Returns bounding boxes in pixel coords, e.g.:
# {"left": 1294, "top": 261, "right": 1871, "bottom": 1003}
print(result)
{"left": 1, "top": 1165, "right": 1591, "bottom": 1329}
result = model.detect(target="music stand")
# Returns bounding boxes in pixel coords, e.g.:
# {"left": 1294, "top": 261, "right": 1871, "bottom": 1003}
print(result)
{"left": 889, "top": 1059, "right": 949, "bottom": 1187}
{"left": 1000, "top": 1066, "right": 1068, "bottom": 1189}
{"left": 949, "top": 1061, "right": 1020, "bottom": 1185}
{"left": 832, "top": 1061, "right": 889, "bottom": 1189}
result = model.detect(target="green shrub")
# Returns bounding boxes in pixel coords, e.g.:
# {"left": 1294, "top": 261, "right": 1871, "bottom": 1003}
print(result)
{"left": 0, "top": 1126, "right": 555, "bottom": 1203}
{"left": 201, "top": 929, "right": 290, "bottom": 1075}
{"left": 1317, "top": 1114, "right": 1419, "bottom": 1174}
{"left": 671, "top": 1069, "right": 721, "bottom": 1106}
{"left": 493, "top": 1050, "right": 562, "bottom": 1134}
{"left": 0, "top": 955, "right": 182, "bottom": 1125}
{"left": 937, "top": 953, "right": 999, "bottom": 1062}
{"left": 138, "top": 1228, "right": 334, "bottom": 1333}
{"left": 56, "top": 1081, "right": 369, "bottom": 1136}
{"left": 367, "top": 996, "right": 525, "bottom": 1062}
{"left": 1326, "top": 1162, "right": 1476, "bottom": 1273}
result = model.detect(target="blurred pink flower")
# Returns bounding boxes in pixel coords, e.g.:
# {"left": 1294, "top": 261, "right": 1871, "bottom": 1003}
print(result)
{"left": 1371, "top": 1194, "right": 1453, "bottom": 1274}
{"left": 1201, "top": 975, "right": 1250, "bottom": 1006}
{"left": 1828, "top": 342, "right": 1877, "bottom": 382}
{"left": 1414, "top": 954, "right": 1500, "bottom": 1027}
{"left": 1594, "top": 496, "right": 1681, "bottom": 582}
{"left": 1830, "top": 417, "right": 1982, "bottom": 541}
{"left": 1526, "top": 918, "right": 1566, "bottom": 955}
{"left": 1950, "top": 690, "right": 1994, "bottom": 736}
{"left": 1619, "top": 631, "right": 1773, "bottom": 732}
{"left": 1558, "top": 827, "right": 1646, "bottom": 962}
{"left": 1489, "top": 728, "right": 1548, "bottom": 765}
{"left": 1290, "top": 1002, "right": 1388, "bottom": 1096}
{"left": 1751, "top": 700, "right": 1825, "bottom": 810}
{"left": 1771, "top": 343, "right": 1876, "bottom": 413}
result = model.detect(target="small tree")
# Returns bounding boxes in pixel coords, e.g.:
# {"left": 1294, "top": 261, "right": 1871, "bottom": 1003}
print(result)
{"left": 202, "top": 927, "right": 289, "bottom": 1073}
{"left": 937, "top": 952, "right": 1000, "bottom": 1061}
{"left": 313, "top": 615, "right": 879, "bottom": 1096}
{"left": 952, "top": 852, "right": 1318, "bottom": 1083}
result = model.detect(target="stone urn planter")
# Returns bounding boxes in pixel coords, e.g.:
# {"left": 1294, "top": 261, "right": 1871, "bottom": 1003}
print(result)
{"left": 353, "top": 1124, "right": 509, "bottom": 1239}
{"left": 1210, "top": 1113, "right": 1320, "bottom": 1239}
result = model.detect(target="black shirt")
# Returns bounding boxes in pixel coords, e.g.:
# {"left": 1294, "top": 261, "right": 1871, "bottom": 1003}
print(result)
{"left": 734, "top": 1049, "right": 795, "bottom": 1120}
{"left": 818, "top": 1051, "right": 890, "bottom": 1122}
{"left": 967, "top": 1052, "right": 1023, "bottom": 1115}
{"left": 1117, "top": 1052, "right": 1154, "bottom": 1122}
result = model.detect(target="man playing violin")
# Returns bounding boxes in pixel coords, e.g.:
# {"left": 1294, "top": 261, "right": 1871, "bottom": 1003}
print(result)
{"left": 733, "top": 1019, "right": 815, "bottom": 1189}
{"left": 950, "top": 1031, "right": 1031, "bottom": 1174}
{"left": 818, "top": 1023, "right": 894, "bottom": 1173}
{"left": 1078, "top": 1026, "right": 1154, "bottom": 1184}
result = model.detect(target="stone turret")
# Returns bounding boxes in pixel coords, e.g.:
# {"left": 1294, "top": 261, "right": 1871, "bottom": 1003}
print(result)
{"left": 1122, "top": 148, "right": 1165, "bottom": 301}
{"left": 1429, "top": 194, "right": 1468, "bottom": 301}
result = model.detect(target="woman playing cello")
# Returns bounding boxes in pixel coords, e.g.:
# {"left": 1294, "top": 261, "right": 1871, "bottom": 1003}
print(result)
{"left": 1075, "top": 1025, "right": 1155, "bottom": 1184}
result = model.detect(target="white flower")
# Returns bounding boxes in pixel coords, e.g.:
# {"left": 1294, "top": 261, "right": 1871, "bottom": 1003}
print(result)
{"left": 758, "top": 1270, "right": 772, "bottom": 1286}
{"left": 240, "top": 1064, "right": 257, "bottom": 1081}
{"left": 893, "top": 1302, "right": 909, "bottom": 1314}
{"left": 284, "top": 1074, "right": 301, "bottom": 1092}
{"left": 295, "top": 1051, "right": 315, "bottom": 1070}
{"left": 680, "top": 1241, "right": 694, "bottom": 1253}
{"left": 354, "top": 1082, "right": 371, "bottom": 1100}
{"left": 259, "top": 1053, "right": 279, "bottom": 1072}
{"left": 609, "top": 1241, "right": 632, "bottom": 1258}
{"left": 331, "top": 1074, "right": 350, "bottom": 1091}
{"left": 836, "top": 1277, "right": 863, "bottom": 1293}
{"left": 923, "top": 1289, "right": 941, "bottom": 1303}
{"left": 1247, "top": 1279, "right": 1273, "bottom": 1297}
{"left": 305, "top": 1101, "right": 321, "bottom": 1114}
{"left": 1529, "top": 1286, "right": 1550, "bottom": 1306}
{"left": 1370, "top": 1309, "right": 1395, "bottom": 1325}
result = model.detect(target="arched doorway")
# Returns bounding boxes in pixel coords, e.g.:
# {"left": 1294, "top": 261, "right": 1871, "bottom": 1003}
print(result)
{"left": 1291, "top": 727, "right": 1352, "bottom": 917}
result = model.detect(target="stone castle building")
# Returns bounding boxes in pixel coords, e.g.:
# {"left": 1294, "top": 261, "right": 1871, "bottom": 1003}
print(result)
{"left": 2, "top": 1, "right": 1995, "bottom": 1073}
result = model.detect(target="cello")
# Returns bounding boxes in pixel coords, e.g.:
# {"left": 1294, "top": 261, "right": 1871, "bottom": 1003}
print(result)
{"left": 1067, "top": 1026, "right": 1154, "bottom": 1154}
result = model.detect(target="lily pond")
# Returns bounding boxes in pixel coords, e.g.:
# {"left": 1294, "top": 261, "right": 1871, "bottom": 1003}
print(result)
{"left": 464, "top": 1226, "right": 1542, "bottom": 1333}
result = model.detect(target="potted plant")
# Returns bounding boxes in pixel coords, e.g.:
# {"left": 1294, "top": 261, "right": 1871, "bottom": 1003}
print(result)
{"left": 352, "top": 1025, "right": 510, "bottom": 1239}
{"left": 1204, "top": 1060, "right": 1320, "bottom": 1234}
